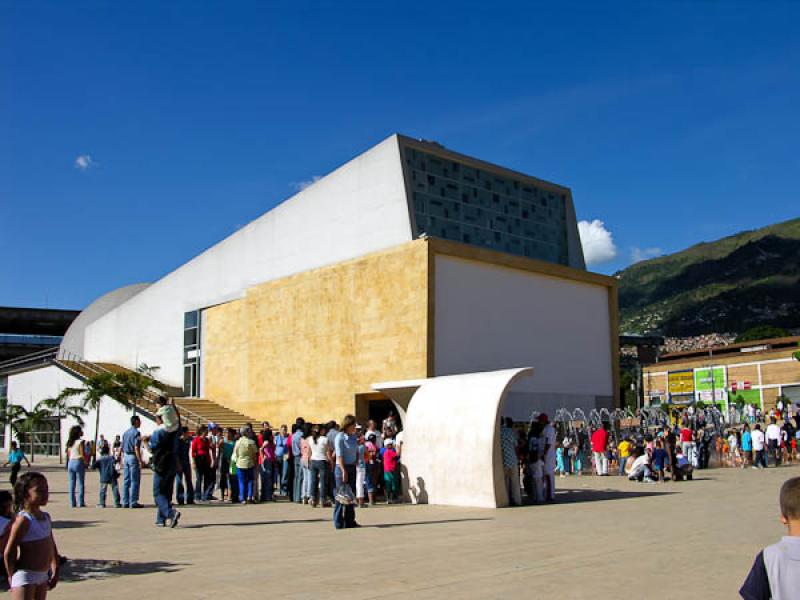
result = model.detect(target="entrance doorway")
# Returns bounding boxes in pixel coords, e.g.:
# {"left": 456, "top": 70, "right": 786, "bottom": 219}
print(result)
{"left": 354, "top": 392, "right": 403, "bottom": 430}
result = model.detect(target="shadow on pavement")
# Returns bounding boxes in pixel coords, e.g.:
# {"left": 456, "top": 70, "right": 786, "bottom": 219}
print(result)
{"left": 361, "top": 518, "right": 493, "bottom": 529}
{"left": 59, "top": 558, "right": 185, "bottom": 582}
{"left": 180, "top": 518, "right": 329, "bottom": 529}
{"left": 535, "top": 488, "right": 678, "bottom": 505}
{"left": 52, "top": 520, "right": 104, "bottom": 529}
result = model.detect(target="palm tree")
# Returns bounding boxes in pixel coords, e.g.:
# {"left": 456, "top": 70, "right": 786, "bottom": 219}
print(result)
{"left": 9, "top": 405, "right": 52, "bottom": 463}
{"left": 39, "top": 395, "right": 88, "bottom": 464}
{"left": 60, "top": 371, "right": 117, "bottom": 458}
{"left": 114, "top": 363, "right": 164, "bottom": 415}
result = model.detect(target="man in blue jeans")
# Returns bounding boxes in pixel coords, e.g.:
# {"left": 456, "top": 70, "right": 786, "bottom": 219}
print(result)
{"left": 121, "top": 415, "right": 144, "bottom": 508}
{"left": 174, "top": 426, "right": 194, "bottom": 505}
{"left": 274, "top": 425, "right": 290, "bottom": 496}
{"left": 291, "top": 418, "right": 305, "bottom": 503}
{"left": 333, "top": 414, "right": 359, "bottom": 530}
{"left": 147, "top": 426, "right": 180, "bottom": 528}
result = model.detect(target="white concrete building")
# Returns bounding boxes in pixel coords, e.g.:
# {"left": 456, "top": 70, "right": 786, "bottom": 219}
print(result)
{"left": 1, "top": 134, "right": 616, "bottom": 454}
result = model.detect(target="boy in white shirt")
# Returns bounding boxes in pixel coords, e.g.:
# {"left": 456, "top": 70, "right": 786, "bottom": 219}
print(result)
{"left": 740, "top": 476, "right": 800, "bottom": 599}
{"left": 155, "top": 396, "right": 180, "bottom": 433}
{"left": 751, "top": 424, "right": 767, "bottom": 469}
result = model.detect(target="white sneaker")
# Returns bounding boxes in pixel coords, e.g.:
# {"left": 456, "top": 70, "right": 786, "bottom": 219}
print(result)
{"left": 643, "top": 477, "right": 655, "bottom": 483}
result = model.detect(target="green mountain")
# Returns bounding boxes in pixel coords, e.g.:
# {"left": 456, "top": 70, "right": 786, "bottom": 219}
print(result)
{"left": 616, "top": 217, "right": 800, "bottom": 336}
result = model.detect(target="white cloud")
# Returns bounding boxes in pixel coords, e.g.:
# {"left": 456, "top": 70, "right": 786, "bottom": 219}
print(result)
{"left": 630, "top": 246, "right": 663, "bottom": 263}
{"left": 292, "top": 175, "right": 322, "bottom": 191}
{"left": 578, "top": 219, "right": 617, "bottom": 265}
{"left": 74, "top": 154, "right": 95, "bottom": 171}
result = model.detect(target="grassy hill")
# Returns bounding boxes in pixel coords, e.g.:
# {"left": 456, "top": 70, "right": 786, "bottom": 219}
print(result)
{"left": 617, "top": 217, "right": 800, "bottom": 336}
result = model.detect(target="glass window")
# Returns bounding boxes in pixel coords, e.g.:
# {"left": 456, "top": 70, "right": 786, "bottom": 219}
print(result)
{"left": 404, "top": 146, "right": 570, "bottom": 265}
{"left": 184, "top": 329, "right": 198, "bottom": 347}
{"left": 184, "top": 311, "right": 198, "bottom": 329}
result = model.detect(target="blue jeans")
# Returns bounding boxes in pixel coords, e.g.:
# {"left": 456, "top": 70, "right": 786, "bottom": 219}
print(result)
{"left": 292, "top": 457, "right": 304, "bottom": 502}
{"left": 618, "top": 455, "right": 628, "bottom": 476}
{"left": 260, "top": 463, "right": 274, "bottom": 501}
{"left": 310, "top": 460, "right": 328, "bottom": 503}
{"left": 99, "top": 479, "right": 120, "bottom": 507}
{"left": 333, "top": 465, "right": 357, "bottom": 529}
{"left": 122, "top": 454, "right": 141, "bottom": 507}
{"left": 238, "top": 466, "right": 254, "bottom": 501}
{"left": 277, "top": 457, "right": 290, "bottom": 495}
{"left": 175, "top": 461, "right": 194, "bottom": 504}
{"left": 194, "top": 462, "right": 214, "bottom": 501}
{"left": 153, "top": 469, "right": 177, "bottom": 525}
{"left": 67, "top": 459, "right": 86, "bottom": 507}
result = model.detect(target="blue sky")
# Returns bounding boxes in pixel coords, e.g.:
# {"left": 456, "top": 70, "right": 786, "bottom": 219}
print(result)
{"left": 2, "top": 2, "right": 799, "bottom": 309}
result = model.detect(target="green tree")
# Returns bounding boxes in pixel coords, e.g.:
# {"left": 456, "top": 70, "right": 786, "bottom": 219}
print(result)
{"left": 9, "top": 404, "right": 53, "bottom": 462}
{"left": 60, "top": 371, "right": 118, "bottom": 456}
{"left": 113, "top": 363, "right": 165, "bottom": 415}
{"left": 735, "top": 325, "right": 789, "bottom": 343}
{"left": 39, "top": 395, "right": 88, "bottom": 464}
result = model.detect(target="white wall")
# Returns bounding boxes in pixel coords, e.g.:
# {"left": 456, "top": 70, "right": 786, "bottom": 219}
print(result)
{"left": 5, "top": 365, "right": 156, "bottom": 455}
{"left": 84, "top": 134, "right": 413, "bottom": 386}
{"left": 60, "top": 283, "right": 150, "bottom": 358}
{"left": 434, "top": 255, "right": 614, "bottom": 419}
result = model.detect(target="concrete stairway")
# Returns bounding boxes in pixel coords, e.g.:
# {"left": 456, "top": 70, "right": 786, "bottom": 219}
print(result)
{"left": 53, "top": 357, "right": 255, "bottom": 430}
{"left": 171, "top": 397, "right": 256, "bottom": 431}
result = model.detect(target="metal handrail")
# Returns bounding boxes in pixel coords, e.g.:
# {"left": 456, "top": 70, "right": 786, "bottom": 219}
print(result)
{"left": 0, "top": 347, "right": 59, "bottom": 373}
{"left": 53, "top": 349, "right": 210, "bottom": 430}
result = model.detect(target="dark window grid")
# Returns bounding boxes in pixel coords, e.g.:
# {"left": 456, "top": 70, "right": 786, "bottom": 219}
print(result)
{"left": 410, "top": 170, "right": 563, "bottom": 218}
{"left": 415, "top": 196, "right": 562, "bottom": 235}
{"left": 413, "top": 192, "right": 564, "bottom": 230}
{"left": 408, "top": 160, "right": 565, "bottom": 206}
{"left": 413, "top": 210, "right": 565, "bottom": 253}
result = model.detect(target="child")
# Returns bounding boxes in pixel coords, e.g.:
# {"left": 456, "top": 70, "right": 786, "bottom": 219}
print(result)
{"left": 673, "top": 448, "right": 693, "bottom": 481}
{"left": 740, "top": 476, "right": 800, "bottom": 599}
{"left": 228, "top": 439, "right": 239, "bottom": 505}
{"left": 364, "top": 434, "right": 378, "bottom": 506}
{"left": 652, "top": 439, "right": 668, "bottom": 483}
{"left": 0, "top": 490, "right": 13, "bottom": 588}
{"left": 155, "top": 395, "right": 180, "bottom": 434}
{"left": 95, "top": 445, "right": 121, "bottom": 508}
{"left": 382, "top": 439, "right": 399, "bottom": 504}
{"left": 4, "top": 472, "right": 60, "bottom": 596}
{"left": 556, "top": 445, "right": 565, "bottom": 478}
{"left": 220, "top": 429, "right": 235, "bottom": 502}
{"left": 355, "top": 434, "right": 366, "bottom": 508}
{"left": 3, "top": 443, "right": 30, "bottom": 486}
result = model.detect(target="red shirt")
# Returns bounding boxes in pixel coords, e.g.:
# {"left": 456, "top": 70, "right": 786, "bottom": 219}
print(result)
{"left": 680, "top": 428, "right": 693, "bottom": 443}
{"left": 191, "top": 436, "right": 210, "bottom": 458}
{"left": 591, "top": 429, "right": 608, "bottom": 453}
{"left": 383, "top": 448, "right": 398, "bottom": 472}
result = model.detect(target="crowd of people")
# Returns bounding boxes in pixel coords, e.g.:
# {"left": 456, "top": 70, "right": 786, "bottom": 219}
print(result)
{"left": 53, "top": 396, "right": 407, "bottom": 530}
{"left": 1, "top": 392, "right": 800, "bottom": 597}
{"left": 501, "top": 403, "right": 800, "bottom": 493}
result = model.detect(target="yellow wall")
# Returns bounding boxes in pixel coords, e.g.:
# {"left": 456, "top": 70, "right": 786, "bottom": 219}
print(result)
{"left": 202, "top": 240, "right": 429, "bottom": 424}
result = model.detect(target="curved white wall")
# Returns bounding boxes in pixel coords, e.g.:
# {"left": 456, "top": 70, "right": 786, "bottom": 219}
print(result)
{"left": 434, "top": 255, "right": 613, "bottom": 418}
{"left": 60, "top": 283, "right": 150, "bottom": 358}
{"left": 84, "top": 135, "right": 413, "bottom": 386}
{"left": 376, "top": 368, "right": 532, "bottom": 508}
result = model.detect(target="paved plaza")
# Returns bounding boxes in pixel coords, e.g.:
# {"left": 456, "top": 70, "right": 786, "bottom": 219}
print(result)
{"left": 15, "top": 459, "right": 799, "bottom": 599}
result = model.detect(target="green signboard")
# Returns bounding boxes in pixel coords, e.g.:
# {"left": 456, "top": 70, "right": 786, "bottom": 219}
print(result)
{"left": 729, "top": 389, "right": 761, "bottom": 406}
{"left": 694, "top": 367, "right": 727, "bottom": 403}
